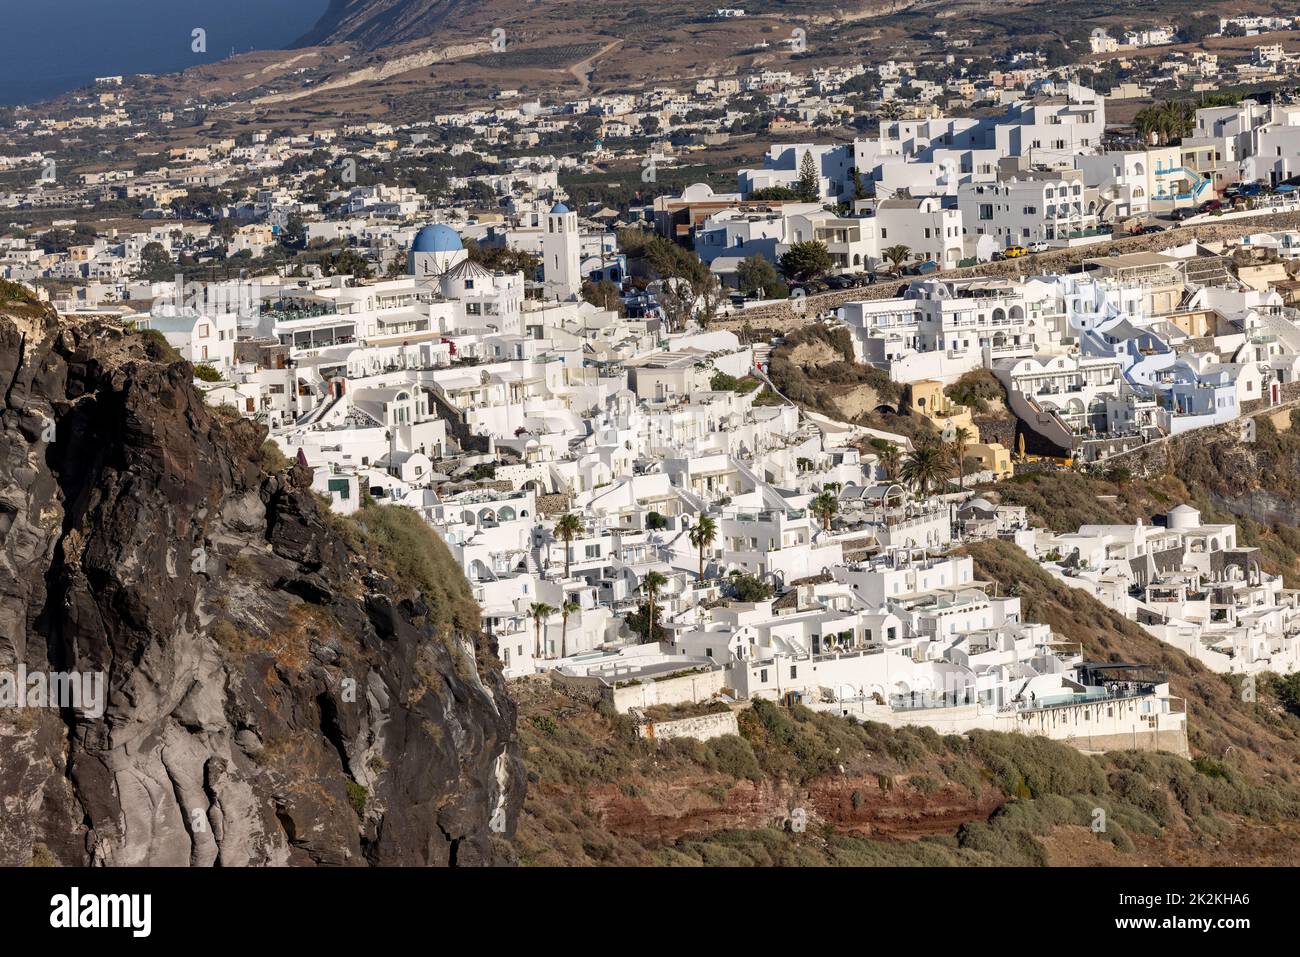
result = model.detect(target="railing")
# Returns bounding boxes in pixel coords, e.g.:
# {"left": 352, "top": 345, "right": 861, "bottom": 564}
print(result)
{"left": 1017, "top": 683, "right": 1158, "bottom": 712}
{"left": 891, "top": 689, "right": 978, "bottom": 711}
{"left": 264, "top": 305, "right": 339, "bottom": 322}
{"left": 725, "top": 508, "right": 807, "bottom": 523}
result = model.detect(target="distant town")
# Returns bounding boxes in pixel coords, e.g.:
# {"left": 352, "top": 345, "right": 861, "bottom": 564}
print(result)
{"left": 7, "top": 10, "right": 1300, "bottom": 759}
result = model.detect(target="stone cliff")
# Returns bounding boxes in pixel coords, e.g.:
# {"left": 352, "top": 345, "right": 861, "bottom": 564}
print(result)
{"left": 0, "top": 304, "right": 524, "bottom": 866}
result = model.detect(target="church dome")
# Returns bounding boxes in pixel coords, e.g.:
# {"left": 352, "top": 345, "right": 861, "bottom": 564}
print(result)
{"left": 411, "top": 224, "right": 463, "bottom": 253}
{"left": 549, "top": 202, "right": 571, "bottom": 215}
{"left": 1167, "top": 503, "right": 1201, "bottom": 530}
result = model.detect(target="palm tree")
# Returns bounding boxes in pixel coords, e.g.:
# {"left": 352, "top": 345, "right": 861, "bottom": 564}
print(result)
{"left": 1134, "top": 100, "right": 1196, "bottom": 146}
{"left": 688, "top": 515, "right": 718, "bottom": 579}
{"left": 640, "top": 571, "right": 668, "bottom": 643}
{"left": 528, "top": 602, "right": 556, "bottom": 659}
{"left": 560, "top": 599, "right": 580, "bottom": 658}
{"left": 1159, "top": 98, "right": 1195, "bottom": 144}
{"left": 811, "top": 491, "right": 838, "bottom": 530}
{"left": 881, "top": 244, "right": 912, "bottom": 273}
{"left": 949, "top": 426, "right": 972, "bottom": 489}
{"left": 900, "top": 443, "right": 953, "bottom": 498}
{"left": 875, "top": 441, "right": 901, "bottom": 480}
{"left": 552, "top": 513, "right": 582, "bottom": 578}
{"left": 1133, "top": 104, "right": 1160, "bottom": 146}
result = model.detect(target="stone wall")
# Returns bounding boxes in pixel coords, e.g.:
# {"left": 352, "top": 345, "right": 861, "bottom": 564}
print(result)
{"left": 535, "top": 492, "right": 571, "bottom": 516}
{"left": 713, "top": 208, "right": 1300, "bottom": 335}
{"left": 972, "top": 414, "right": 1015, "bottom": 449}
{"left": 548, "top": 671, "right": 608, "bottom": 705}
{"left": 814, "top": 695, "right": 1187, "bottom": 756}
{"left": 637, "top": 709, "right": 739, "bottom": 743}
{"left": 1058, "top": 729, "right": 1190, "bottom": 757}
{"left": 610, "top": 668, "right": 726, "bottom": 712}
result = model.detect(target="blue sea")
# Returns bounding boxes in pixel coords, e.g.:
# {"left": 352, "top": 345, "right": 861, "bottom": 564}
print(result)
{"left": 0, "top": 0, "right": 328, "bottom": 105}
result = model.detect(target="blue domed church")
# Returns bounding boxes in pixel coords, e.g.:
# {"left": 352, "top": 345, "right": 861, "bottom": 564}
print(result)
{"left": 408, "top": 223, "right": 468, "bottom": 277}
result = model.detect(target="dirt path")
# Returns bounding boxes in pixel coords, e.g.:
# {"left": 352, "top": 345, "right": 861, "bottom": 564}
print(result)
{"left": 569, "top": 39, "right": 622, "bottom": 92}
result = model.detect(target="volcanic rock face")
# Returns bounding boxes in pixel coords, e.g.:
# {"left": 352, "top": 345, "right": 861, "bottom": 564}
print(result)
{"left": 295, "top": 0, "right": 467, "bottom": 50}
{"left": 0, "top": 307, "right": 524, "bottom": 866}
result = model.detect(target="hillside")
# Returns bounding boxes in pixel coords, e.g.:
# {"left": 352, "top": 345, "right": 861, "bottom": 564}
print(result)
{"left": 765, "top": 324, "right": 936, "bottom": 442}
{"left": 513, "top": 539, "right": 1300, "bottom": 866}
{"left": 506, "top": 391, "right": 1300, "bottom": 868}
{"left": 0, "top": 303, "right": 524, "bottom": 866}
{"left": 295, "top": 0, "right": 468, "bottom": 49}
{"left": 991, "top": 409, "right": 1300, "bottom": 586}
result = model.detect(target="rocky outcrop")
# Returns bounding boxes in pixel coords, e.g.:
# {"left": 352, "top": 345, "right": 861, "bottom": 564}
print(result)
{"left": 0, "top": 307, "right": 523, "bottom": 866}
{"left": 295, "top": 0, "right": 466, "bottom": 50}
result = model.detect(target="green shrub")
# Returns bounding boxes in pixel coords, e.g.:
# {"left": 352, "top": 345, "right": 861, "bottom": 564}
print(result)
{"left": 729, "top": 573, "right": 773, "bottom": 602}
{"left": 29, "top": 844, "right": 56, "bottom": 867}
{"left": 968, "top": 730, "right": 1107, "bottom": 799}
{"left": 706, "top": 735, "right": 763, "bottom": 781}
{"left": 136, "top": 327, "right": 180, "bottom": 361}
{"left": 531, "top": 715, "right": 558, "bottom": 736}
{"left": 193, "top": 364, "right": 223, "bottom": 382}
{"left": 910, "top": 774, "right": 941, "bottom": 796}
{"left": 944, "top": 369, "right": 1006, "bottom": 413}
{"left": 260, "top": 441, "right": 291, "bottom": 472}
{"left": 1191, "top": 756, "right": 1232, "bottom": 782}
{"left": 0, "top": 278, "right": 38, "bottom": 306}
{"left": 341, "top": 504, "right": 480, "bottom": 638}
{"left": 345, "top": 780, "right": 368, "bottom": 817}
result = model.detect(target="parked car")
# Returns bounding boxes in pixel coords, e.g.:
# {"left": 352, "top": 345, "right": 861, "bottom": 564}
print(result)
{"left": 1198, "top": 199, "right": 1224, "bottom": 214}
{"left": 1138, "top": 224, "right": 1166, "bottom": 234}
{"left": 1170, "top": 207, "right": 1197, "bottom": 222}
{"left": 1000, "top": 245, "right": 1029, "bottom": 259}
{"left": 824, "top": 274, "right": 854, "bottom": 290}
{"left": 851, "top": 272, "right": 876, "bottom": 286}
{"left": 1026, "top": 241, "right": 1049, "bottom": 254}
{"left": 902, "top": 260, "right": 940, "bottom": 275}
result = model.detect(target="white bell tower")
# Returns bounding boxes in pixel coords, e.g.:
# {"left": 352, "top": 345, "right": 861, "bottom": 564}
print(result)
{"left": 541, "top": 201, "right": 581, "bottom": 300}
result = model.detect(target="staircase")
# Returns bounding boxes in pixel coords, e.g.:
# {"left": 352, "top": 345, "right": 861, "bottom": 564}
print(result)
{"left": 1164, "top": 167, "right": 1212, "bottom": 202}
{"left": 298, "top": 391, "right": 340, "bottom": 427}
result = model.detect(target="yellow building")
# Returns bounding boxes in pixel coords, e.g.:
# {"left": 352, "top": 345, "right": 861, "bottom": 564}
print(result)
{"left": 907, "top": 379, "right": 1013, "bottom": 479}
{"left": 906, "top": 379, "right": 977, "bottom": 438}
{"left": 968, "top": 442, "right": 1013, "bottom": 479}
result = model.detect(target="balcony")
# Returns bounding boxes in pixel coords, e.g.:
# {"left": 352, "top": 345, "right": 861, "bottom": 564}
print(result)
{"left": 1017, "top": 683, "right": 1160, "bottom": 712}
{"left": 891, "top": 688, "right": 976, "bottom": 711}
